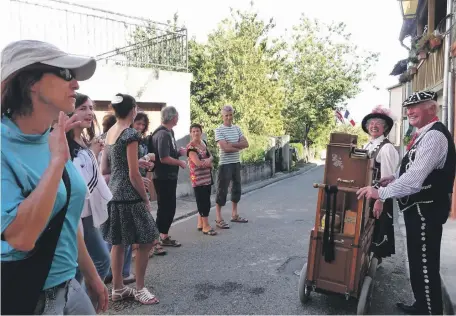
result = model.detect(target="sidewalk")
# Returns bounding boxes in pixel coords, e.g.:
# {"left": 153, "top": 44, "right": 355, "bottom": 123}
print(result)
{"left": 150, "top": 162, "right": 321, "bottom": 223}
{"left": 397, "top": 205, "right": 456, "bottom": 315}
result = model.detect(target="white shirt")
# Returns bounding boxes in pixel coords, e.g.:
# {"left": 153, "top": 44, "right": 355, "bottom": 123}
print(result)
{"left": 364, "top": 135, "right": 400, "bottom": 178}
{"left": 73, "top": 148, "right": 112, "bottom": 228}
{"left": 379, "top": 121, "right": 448, "bottom": 200}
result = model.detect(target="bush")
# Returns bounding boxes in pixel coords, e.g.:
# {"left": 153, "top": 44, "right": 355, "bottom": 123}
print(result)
{"left": 240, "top": 133, "right": 269, "bottom": 164}
{"left": 290, "top": 143, "right": 304, "bottom": 161}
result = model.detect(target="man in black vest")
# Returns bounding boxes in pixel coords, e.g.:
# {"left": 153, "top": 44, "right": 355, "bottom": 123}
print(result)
{"left": 357, "top": 90, "right": 456, "bottom": 315}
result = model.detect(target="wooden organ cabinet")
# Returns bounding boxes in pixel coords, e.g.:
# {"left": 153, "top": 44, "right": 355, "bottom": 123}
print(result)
{"left": 298, "top": 133, "right": 379, "bottom": 315}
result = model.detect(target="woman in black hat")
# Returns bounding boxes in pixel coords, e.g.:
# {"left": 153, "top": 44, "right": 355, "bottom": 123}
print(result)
{"left": 361, "top": 106, "right": 399, "bottom": 265}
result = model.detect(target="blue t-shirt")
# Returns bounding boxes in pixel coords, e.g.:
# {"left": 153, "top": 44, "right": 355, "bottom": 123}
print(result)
{"left": 1, "top": 117, "right": 87, "bottom": 290}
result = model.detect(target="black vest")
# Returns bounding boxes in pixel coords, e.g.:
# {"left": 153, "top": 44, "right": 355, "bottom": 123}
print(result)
{"left": 398, "top": 122, "right": 456, "bottom": 223}
{"left": 369, "top": 138, "right": 392, "bottom": 182}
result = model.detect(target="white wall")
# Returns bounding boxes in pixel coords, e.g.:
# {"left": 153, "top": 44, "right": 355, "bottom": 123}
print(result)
{"left": 78, "top": 64, "right": 193, "bottom": 140}
{"left": 388, "top": 85, "right": 405, "bottom": 146}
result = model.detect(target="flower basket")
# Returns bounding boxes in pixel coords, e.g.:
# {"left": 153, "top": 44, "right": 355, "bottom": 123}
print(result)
{"left": 399, "top": 72, "right": 412, "bottom": 83}
{"left": 418, "top": 50, "right": 428, "bottom": 61}
{"left": 429, "top": 36, "right": 443, "bottom": 52}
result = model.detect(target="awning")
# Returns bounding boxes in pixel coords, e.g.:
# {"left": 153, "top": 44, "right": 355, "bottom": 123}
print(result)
{"left": 390, "top": 59, "right": 408, "bottom": 76}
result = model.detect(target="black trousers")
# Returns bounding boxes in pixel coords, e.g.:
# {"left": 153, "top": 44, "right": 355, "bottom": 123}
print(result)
{"left": 153, "top": 179, "right": 177, "bottom": 235}
{"left": 194, "top": 185, "right": 212, "bottom": 217}
{"left": 216, "top": 163, "right": 241, "bottom": 206}
{"left": 404, "top": 204, "right": 443, "bottom": 315}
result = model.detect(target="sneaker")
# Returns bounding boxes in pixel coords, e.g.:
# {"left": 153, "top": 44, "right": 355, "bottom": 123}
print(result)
{"left": 160, "top": 236, "right": 181, "bottom": 247}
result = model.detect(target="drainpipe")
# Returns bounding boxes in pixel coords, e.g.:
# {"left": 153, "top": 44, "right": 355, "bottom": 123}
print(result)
{"left": 442, "top": 0, "right": 454, "bottom": 127}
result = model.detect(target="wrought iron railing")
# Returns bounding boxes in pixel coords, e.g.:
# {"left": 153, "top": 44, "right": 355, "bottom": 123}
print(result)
{"left": 8, "top": 0, "right": 188, "bottom": 71}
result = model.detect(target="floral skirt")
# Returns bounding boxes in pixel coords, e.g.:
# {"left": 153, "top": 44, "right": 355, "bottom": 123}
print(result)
{"left": 101, "top": 200, "right": 159, "bottom": 245}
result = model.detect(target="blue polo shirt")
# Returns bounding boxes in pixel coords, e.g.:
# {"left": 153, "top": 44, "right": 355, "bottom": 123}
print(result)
{"left": 1, "top": 117, "right": 87, "bottom": 290}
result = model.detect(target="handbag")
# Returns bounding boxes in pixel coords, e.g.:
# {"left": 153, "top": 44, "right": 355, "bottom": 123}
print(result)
{"left": 1, "top": 167, "right": 71, "bottom": 315}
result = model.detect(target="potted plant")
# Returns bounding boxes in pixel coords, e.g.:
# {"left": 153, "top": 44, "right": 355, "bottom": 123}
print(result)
{"left": 399, "top": 72, "right": 412, "bottom": 83}
{"left": 408, "top": 56, "right": 419, "bottom": 64}
{"left": 407, "top": 61, "right": 417, "bottom": 75}
{"left": 417, "top": 49, "right": 428, "bottom": 61}
{"left": 428, "top": 33, "right": 443, "bottom": 52}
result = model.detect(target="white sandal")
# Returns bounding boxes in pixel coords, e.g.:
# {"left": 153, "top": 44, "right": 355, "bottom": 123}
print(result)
{"left": 135, "top": 287, "right": 159, "bottom": 305}
{"left": 112, "top": 286, "right": 135, "bottom": 302}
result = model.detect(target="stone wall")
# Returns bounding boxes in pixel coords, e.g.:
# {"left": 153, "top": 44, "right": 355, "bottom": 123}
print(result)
{"left": 176, "top": 159, "right": 274, "bottom": 198}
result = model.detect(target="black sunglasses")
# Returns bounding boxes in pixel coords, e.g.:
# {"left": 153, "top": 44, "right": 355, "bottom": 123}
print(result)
{"left": 45, "top": 68, "right": 75, "bottom": 81}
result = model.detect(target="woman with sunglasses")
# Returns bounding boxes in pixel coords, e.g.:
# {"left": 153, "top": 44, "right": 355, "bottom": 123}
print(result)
{"left": 1, "top": 40, "right": 108, "bottom": 315}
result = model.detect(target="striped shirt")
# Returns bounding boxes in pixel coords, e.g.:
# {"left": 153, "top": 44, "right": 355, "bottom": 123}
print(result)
{"left": 379, "top": 121, "right": 448, "bottom": 200}
{"left": 215, "top": 124, "right": 243, "bottom": 165}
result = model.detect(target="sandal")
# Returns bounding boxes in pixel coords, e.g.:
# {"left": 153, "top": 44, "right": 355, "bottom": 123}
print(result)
{"left": 231, "top": 215, "right": 248, "bottom": 223}
{"left": 203, "top": 228, "right": 217, "bottom": 236}
{"left": 160, "top": 236, "right": 181, "bottom": 247}
{"left": 215, "top": 219, "right": 230, "bottom": 229}
{"left": 112, "top": 286, "right": 135, "bottom": 302}
{"left": 135, "top": 287, "right": 159, "bottom": 305}
{"left": 197, "top": 227, "right": 203, "bottom": 231}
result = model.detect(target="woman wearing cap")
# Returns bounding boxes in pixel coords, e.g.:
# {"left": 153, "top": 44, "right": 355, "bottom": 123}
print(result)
{"left": 361, "top": 106, "right": 399, "bottom": 265}
{"left": 1, "top": 40, "right": 108, "bottom": 315}
{"left": 100, "top": 93, "right": 160, "bottom": 305}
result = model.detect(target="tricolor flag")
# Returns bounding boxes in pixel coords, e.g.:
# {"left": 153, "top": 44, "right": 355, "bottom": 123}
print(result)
{"left": 335, "top": 110, "right": 345, "bottom": 124}
{"left": 344, "top": 110, "right": 356, "bottom": 126}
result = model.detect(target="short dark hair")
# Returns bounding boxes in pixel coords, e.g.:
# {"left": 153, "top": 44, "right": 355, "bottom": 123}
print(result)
{"left": 111, "top": 93, "right": 136, "bottom": 119}
{"left": 0, "top": 63, "right": 56, "bottom": 118}
{"left": 190, "top": 123, "right": 203, "bottom": 133}
{"left": 134, "top": 112, "right": 149, "bottom": 136}
{"left": 102, "top": 113, "right": 117, "bottom": 133}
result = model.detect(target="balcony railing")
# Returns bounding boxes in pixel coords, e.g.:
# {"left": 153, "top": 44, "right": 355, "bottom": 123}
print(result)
{"left": 8, "top": 0, "right": 188, "bottom": 71}
{"left": 412, "top": 41, "right": 446, "bottom": 91}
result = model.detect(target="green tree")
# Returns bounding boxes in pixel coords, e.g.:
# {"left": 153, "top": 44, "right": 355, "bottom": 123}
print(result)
{"left": 282, "top": 16, "right": 379, "bottom": 145}
{"left": 332, "top": 124, "right": 369, "bottom": 148}
{"left": 188, "top": 5, "right": 286, "bottom": 163}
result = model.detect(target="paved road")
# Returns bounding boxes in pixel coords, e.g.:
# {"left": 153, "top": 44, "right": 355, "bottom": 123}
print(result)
{"left": 106, "top": 166, "right": 413, "bottom": 315}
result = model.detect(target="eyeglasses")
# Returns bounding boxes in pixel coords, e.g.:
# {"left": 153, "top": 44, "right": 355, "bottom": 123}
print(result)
{"left": 45, "top": 68, "right": 75, "bottom": 81}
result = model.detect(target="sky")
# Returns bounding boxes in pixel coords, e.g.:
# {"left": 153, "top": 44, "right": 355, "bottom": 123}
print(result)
{"left": 2, "top": 0, "right": 407, "bottom": 124}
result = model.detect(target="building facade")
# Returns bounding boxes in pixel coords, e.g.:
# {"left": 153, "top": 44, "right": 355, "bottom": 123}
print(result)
{"left": 393, "top": 0, "right": 456, "bottom": 217}
{"left": 3, "top": 0, "right": 192, "bottom": 140}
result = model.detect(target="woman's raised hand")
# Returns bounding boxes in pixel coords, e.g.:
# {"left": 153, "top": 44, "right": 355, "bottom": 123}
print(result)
{"left": 49, "top": 112, "right": 81, "bottom": 165}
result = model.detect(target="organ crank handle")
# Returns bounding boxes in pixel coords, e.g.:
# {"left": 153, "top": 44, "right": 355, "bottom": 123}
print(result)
{"left": 312, "top": 183, "right": 359, "bottom": 194}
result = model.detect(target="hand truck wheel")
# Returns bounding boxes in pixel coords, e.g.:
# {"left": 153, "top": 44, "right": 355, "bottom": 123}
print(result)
{"left": 298, "top": 263, "right": 311, "bottom": 304}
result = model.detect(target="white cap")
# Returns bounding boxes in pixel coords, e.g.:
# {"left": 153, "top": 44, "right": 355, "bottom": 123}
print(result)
{"left": 1, "top": 40, "right": 96, "bottom": 81}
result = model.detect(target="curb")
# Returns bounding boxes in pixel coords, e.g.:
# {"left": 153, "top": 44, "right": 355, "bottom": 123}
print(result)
{"left": 171, "top": 163, "right": 321, "bottom": 223}
{"left": 397, "top": 209, "right": 455, "bottom": 315}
